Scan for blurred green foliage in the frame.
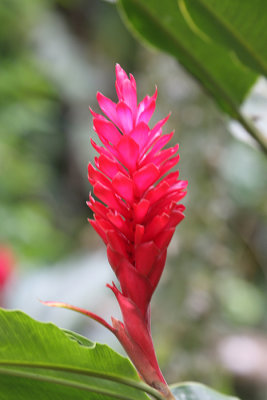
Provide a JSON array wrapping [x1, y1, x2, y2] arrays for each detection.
[[0, 0, 82, 262], [0, 1, 267, 400]]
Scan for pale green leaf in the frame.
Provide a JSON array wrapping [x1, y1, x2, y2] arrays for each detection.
[[171, 382, 240, 400]]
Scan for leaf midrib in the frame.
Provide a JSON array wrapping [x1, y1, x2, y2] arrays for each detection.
[[0, 367, 138, 400], [0, 361, 164, 400]]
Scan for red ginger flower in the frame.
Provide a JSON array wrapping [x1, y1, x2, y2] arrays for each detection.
[[0, 246, 15, 307], [44, 65, 187, 398]]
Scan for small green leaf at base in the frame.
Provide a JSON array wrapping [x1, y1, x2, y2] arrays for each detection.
[[171, 382, 240, 400]]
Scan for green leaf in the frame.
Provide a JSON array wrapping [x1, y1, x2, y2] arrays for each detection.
[[118, 0, 257, 118], [118, 0, 267, 153], [171, 382, 240, 400], [0, 308, 163, 400], [180, 0, 267, 77]]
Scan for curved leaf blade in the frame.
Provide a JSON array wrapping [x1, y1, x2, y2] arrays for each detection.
[[171, 382, 240, 400], [0, 308, 154, 400], [180, 0, 267, 77], [118, 0, 257, 117]]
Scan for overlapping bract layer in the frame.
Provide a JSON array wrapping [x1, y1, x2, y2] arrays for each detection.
[[88, 64, 187, 323]]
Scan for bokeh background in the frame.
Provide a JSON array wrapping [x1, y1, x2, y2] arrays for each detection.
[[1, 1, 267, 399]]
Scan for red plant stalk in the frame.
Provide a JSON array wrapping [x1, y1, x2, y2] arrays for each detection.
[[44, 64, 187, 399]]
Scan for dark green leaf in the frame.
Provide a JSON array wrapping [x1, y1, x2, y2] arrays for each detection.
[[118, 0, 257, 118], [180, 0, 267, 76]]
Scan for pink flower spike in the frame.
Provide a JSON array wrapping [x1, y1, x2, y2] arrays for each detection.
[[44, 65, 186, 399], [0, 247, 14, 290], [88, 66, 186, 396], [0, 246, 15, 307], [87, 65, 187, 395]]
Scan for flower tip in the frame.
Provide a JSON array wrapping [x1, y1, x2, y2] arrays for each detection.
[[96, 91, 103, 101], [115, 63, 122, 75], [106, 281, 115, 290], [89, 107, 97, 118], [115, 63, 128, 82], [153, 85, 158, 99], [129, 73, 137, 90], [39, 299, 65, 308], [106, 281, 119, 296]]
